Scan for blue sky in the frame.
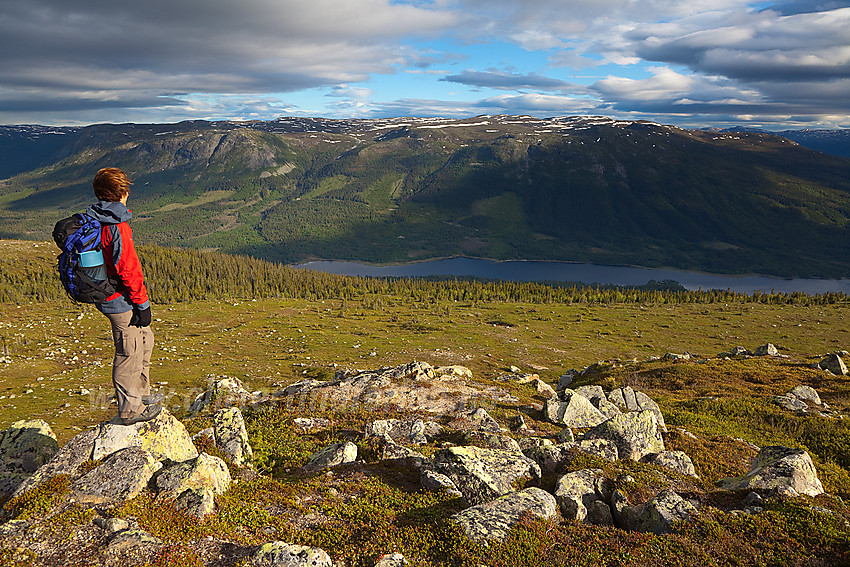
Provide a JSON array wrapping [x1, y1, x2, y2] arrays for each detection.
[[1, 0, 849, 129]]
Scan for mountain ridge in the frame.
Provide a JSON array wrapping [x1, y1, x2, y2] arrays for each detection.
[[2, 115, 850, 277]]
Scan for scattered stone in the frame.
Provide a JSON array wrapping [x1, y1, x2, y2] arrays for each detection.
[[365, 418, 436, 444], [303, 442, 358, 473], [94, 517, 130, 534], [582, 410, 664, 461], [214, 407, 254, 466], [534, 379, 557, 398], [554, 469, 613, 522], [433, 446, 541, 506], [252, 541, 332, 566], [0, 420, 59, 497], [461, 431, 521, 452], [107, 529, 162, 551], [754, 343, 779, 357], [173, 486, 216, 518], [555, 428, 575, 444], [523, 443, 576, 475], [381, 441, 427, 469], [420, 469, 463, 497], [374, 552, 408, 567], [819, 354, 847, 376], [10, 428, 98, 498], [450, 487, 559, 543], [663, 352, 691, 362], [543, 389, 607, 428], [293, 418, 331, 433], [72, 447, 162, 505], [718, 446, 824, 497], [447, 408, 503, 433], [648, 450, 698, 478], [496, 372, 538, 384], [156, 452, 232, 498], [92, 409, 198, 463], [772, 394, 809, 413], [789, 386, 822, 406], [624, 489, 698, 534], [557, 370, 577, 390], [189, 376, 254, 413], [606, 387, 666, 432]]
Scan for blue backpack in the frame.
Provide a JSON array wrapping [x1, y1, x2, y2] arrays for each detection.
[[52, 213, 118, 303]]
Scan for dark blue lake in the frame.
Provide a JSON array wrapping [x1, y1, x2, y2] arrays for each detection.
[[296, 257, 850, 294]]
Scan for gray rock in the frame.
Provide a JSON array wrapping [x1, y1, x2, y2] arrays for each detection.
[[573, 385, 606, 403], [374, 553, 408, 567], [252, 541, 332, 566], [292, 418, 330, 433], [648, 450, 698, 477], [523, 442, 576, 474], [381, 441, 427, 469], [365, 418, 435, 444], [461, 430, 521, 452], [586, 500, 614, 526], [607, 387, 666, 432], [533, 379, 557, 398], [434, 446, 541, 506], [72, 447, 162, 505], [214, 407, 253, 466], [420, 469, 463, 497], [717, 446, 824, 497], [155, 452, 232, 498], [0, 419, 60, 497], [108, 529, 162, 551], [544, 389, 607, 428], [819, 353, 847, 376], [95, 517, 130, 534], [10, 428, 98, 499], [557, 371, 576, 390], [173, 486, 216, 518], [555, 428, 575, 444], [575, 438, 619, 461], [582, 410, 664, 461], [303, 442, 357, 473], [626, 489, 698, 534], [447, 408, 503, 433], [592, 397, 622, 420], [754, 343, 779, 356], [772, 395, 809, 413], [93, 409, 198, 463], [789, 386, 822, 405], [189, 376, 253, 413], [451, 487, 559, 543], [554, 469, 612, 522]]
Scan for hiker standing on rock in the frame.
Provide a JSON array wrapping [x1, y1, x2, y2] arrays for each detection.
[[86, 167, 162, 425]]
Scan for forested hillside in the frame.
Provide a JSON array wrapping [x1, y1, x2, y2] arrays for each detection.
[[2, 116, 850, 277]]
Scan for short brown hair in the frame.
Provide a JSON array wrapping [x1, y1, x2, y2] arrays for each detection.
[[93, 167, 132, 202]]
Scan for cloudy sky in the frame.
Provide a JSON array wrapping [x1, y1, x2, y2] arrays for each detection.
[[1, 0, 849, 129]]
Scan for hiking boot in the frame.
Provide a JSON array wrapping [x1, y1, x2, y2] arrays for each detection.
[[142, 392, 164, 405], [115, 403, 162, 426]]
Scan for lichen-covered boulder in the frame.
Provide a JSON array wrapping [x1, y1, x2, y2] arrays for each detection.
[[461, 430, 521, 452], [819, 353, 848, 376], [72, 447, 162, 505], [156, 452, 231, 498], [92, 409, 198, 463], [789, 385, 822, 405], [189, 376, 253, 413], [754, 343, 779, 356], [523, 443, 576, 474], [451, 487, 559, 543], [433, 446, 541, 506], [447, 408, 503, 433], [173, 486, 216, 518], [214, 407, 253, 466], [0, 420, 59, 497], [420, 469, 463, 497], [544, 389, 607, 428], [374, 552, 407, 567], [772, 394, 810, 413], [717, 446, 824, 497], [9, 428, 98, 499], [648, 450, 698, 478], [303, 442, 357, 473], [582, 410, 664, 461], [576, 438, 619, 461], [365, 418, 436, 444], [554, 469, 613, 522], [252, 541, 333, 566], [606, 387, 667, 432], [624, 489, 698, 534]]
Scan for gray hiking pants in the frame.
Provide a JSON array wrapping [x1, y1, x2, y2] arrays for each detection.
[[104, 310, 154, 418]]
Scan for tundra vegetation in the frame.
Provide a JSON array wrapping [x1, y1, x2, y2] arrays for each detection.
[[0, 240, 849, 566]]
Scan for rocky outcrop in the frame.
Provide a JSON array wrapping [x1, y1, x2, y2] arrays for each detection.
[[544, 389, 607, 428], [648, 450, 698, 478], [189, 376, 255, 413], [251, 541, 333, 566], [365, 418, 439, 444], [0, 420, 59, 497], [772, 385, 836, 417], [606, 387, 667, 433], [214, 407, 253, 466], [718, 446, 824, 497], [446, 408, 503, 433], [433, 446, 541, 505], [451, 487, 559, 542], [754, 343, 779, 356], [582, 410, 664, 461], [156, 452, 232, 499], [9, 428, 98, 498]]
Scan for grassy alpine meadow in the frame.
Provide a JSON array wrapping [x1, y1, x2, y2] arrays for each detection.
[[2, 239, 850, 566]]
